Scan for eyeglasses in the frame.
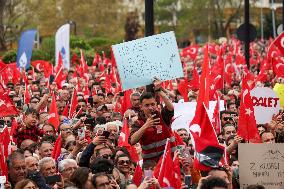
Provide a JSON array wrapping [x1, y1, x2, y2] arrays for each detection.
[[118, 160, 130, 165]]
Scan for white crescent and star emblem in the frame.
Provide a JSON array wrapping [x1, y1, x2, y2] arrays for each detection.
[[245, 108, 252, 116], [36, 63, 43, 71], [280, 37, 284, 48], [270, 51, 277, 58], [225, 64, 231, 73], [276, 63, 284, 69], [0, 99, 5, 106], [214, 75, 221, 82], [190, 124, 201, 137]]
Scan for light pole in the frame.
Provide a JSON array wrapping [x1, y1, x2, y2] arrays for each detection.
[[260, 0, 264, 39], [145, 0, 154, 93], [271, 0, 276, 38]]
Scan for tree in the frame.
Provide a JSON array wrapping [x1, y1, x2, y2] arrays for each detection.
[[0, 0, 39, 51], [155, 0, 243, 42], [60, 0, 126, 40], [124, 11, 140, 41], [154, 0, 180, 32]]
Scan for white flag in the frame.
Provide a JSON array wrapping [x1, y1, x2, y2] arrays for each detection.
[[55, 24, 70, 69]]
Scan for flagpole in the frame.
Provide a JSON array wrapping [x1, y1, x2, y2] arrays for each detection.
[[69, 88, 75, 118], [54, 66, 63, 81], [158, 138, 170, 180], [72, 107, 82, 119]]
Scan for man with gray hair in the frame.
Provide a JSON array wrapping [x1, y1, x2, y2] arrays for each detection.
[[130, 92, 141, 114], [8, 150, 27, 187], [105, 121, 121, 141], [25, 156, 39, 172], [39, 157, 57, 177], [58, 159, 78, 181]]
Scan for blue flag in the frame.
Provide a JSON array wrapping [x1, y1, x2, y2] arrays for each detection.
[[16, 29, 37, 70]]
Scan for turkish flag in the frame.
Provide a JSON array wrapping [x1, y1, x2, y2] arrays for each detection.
[[69, 88, 78, 118], [132, 164, 143, 186], [0, 84, 19, 117], [0, 143, 8, 181], [189, 103, 224, 171], [0, 60, 7, 71], [93, 53, 102, 67], [273, 31, 284, 55], [54, 65, 66, 89], [173, 155, 182, 189], [118, 120, 129, 147], [104, 74, 112, 94], [31, 60, 53, 78], [80, 50, 88, 76], [83, 85, 90, 101], [181, 45, 199, 60], [267, 43, 281, 63], [237, 77, 261, 143], [121, 89, 132, 116], [52, 135, 62, 160], [71, 53, 78, 65], [1, 127, 11, 158], [196, 45, 210, 109], [177, 78, 189, 102], [55, 52, 63, 74], [210, 52, 224, 91], [212, 93, 221, 135], [272, 57, 284, 77], [208, 43, 220, 55], [48, 93, 60, 131], [118, 120, 139, 163], [10, 118, 19, 143], [24, 83, 31, 104], [62, 103, 69, 117], [153, 139, 176, 188], [0, 63, 21, 85], [188, 65, 200, 90]]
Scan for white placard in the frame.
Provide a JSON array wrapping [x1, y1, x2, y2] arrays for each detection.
[[112, 31, 183, 90], [172, 101, 225, 131], [250, 87, 280, 124], [239, 143, 284, 189]]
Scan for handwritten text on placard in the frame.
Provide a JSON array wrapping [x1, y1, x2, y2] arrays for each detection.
[[112, 31, 183, 90], [239, 144, 284, 189]]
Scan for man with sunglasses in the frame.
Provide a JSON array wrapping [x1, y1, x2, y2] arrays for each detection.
[[220, 111, 234, 127], [115, 154, 131, 186]]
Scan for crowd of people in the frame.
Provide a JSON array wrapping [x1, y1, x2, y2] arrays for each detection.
[[0, 37, 283, 189]]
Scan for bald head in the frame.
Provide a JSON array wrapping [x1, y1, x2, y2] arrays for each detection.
[[20, 139, 35, 150]]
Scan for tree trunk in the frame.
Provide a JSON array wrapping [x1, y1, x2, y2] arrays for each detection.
[[0, 0, 7, 51]]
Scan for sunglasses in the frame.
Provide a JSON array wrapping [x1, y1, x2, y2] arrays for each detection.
[[118, 160, 130, 165], [101, 154, 112, 159], [223, 117, 233, 121]]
